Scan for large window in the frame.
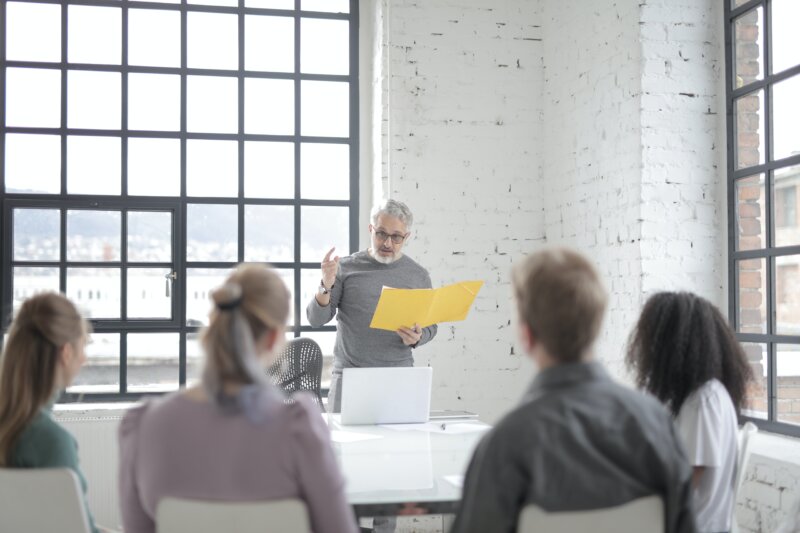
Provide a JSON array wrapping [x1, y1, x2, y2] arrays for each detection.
[[0, 0, 359, 401], [726, 0, 800, 436]]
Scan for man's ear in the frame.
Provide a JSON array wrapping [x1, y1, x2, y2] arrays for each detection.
[[518, 321, 535, 353]]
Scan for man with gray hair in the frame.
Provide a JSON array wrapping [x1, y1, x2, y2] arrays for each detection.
[[307, 198, 438, 413]]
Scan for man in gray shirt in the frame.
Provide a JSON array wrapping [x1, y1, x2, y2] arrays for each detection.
[[306, 199, 438, 413], [451, 248, 696, 533]]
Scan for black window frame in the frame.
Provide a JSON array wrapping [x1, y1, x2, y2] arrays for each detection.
[[726, 0, 800, 437], [0, 0, 359, 403]]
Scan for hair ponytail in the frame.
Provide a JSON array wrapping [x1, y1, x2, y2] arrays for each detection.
[[200, 264, 290, 415]]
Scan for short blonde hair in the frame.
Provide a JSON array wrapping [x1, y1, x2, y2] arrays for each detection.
[[512, 248, 607, 363]]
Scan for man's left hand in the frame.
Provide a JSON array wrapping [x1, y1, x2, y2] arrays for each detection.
[[397, 324, 422, 346]]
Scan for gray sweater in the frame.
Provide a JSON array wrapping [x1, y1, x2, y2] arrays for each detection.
[[306, 250, 438, 373]]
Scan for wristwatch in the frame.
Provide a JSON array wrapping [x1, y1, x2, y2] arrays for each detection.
[[318, 280, 334, 295]]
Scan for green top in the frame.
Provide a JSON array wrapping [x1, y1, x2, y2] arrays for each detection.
[[9, 407, 99, 533]]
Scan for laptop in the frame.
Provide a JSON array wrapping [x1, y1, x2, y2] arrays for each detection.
[[340, 367, 432, 425]]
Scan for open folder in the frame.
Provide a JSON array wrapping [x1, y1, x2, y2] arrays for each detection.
[[369, 280, 484, 331]]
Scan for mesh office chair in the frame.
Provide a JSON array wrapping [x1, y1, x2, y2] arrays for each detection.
[[267, 337, 325, 411]]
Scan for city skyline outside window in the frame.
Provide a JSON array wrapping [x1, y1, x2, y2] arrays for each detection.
[[0, 0, 359, 401]]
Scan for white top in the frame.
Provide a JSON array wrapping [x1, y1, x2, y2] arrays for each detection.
[[675, 379, 738, 533]]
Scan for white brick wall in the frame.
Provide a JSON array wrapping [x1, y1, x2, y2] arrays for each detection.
[[540, 0, 644, 378], [378, 0, 545, 424]]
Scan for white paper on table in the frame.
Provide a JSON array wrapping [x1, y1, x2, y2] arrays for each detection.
[[378, 421, 491, 434], [444, 475, 464, 488], [329, 430, 384, 443]]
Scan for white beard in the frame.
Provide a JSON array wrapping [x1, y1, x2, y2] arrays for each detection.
[[369, 248, 402, 264]]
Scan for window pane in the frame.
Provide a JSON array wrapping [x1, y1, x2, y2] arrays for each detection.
[[67, 136, 121, 195], [67, 268, 121, 319], [776, 256, 800, 335], [735, 174, 765, 251], [734, 89, 764, 170], [742, 343, 768, 420], [5, 68, 61, 128], [302, 0, 349, 13], [300, 206, 348, 262], [737, 258, 766, 334], [244, 141, 294, 199], [188, 12, 238, 70], [187, 76, 238, 133], [772, 74, 800, 162], [187, 204, 238, 262], [189, 0, 237, 7], [777, 344, 800, 426], [67, 210, 121, 262], [129, 9, 181, 68], [128, 211, 173, 263], [128, 333, 179, 392], [301, 143, 349, 200], [300, 268, 325, 326], [67, 5, 121, 65], [6, 2, 61, 63], [186, 268, 231, 325], [13, 267, 60, 314], [128, 138, 180, 197], [245, 16, 294, 73], [301, 81, 349, 138], [246, 0, 293, 8], [244, 205, 294, 262], [244, 78, 294, 135], [186, 333, 203, 386], [127, 268, 172, 319], [68, 71, 121, 130], [732, 7, 762, 89], [128, 73, 181, 132], [5, 134, 61, 194], [187, 140, 238, 197], [13, 208, 60, 261], [775, 166, 800, 248], [67, 333, 120, 394], [772, 0, 800, 75], [301, 18, 349, 75]]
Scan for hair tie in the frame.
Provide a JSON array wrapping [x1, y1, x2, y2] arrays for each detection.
[[216, 297, 242, 311]]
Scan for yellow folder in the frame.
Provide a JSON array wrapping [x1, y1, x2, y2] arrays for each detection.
[[369, 280, 484, 331]]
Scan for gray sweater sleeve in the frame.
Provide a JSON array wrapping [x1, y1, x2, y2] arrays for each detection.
[[415, 270, 437, 347], [306, 271, 343, 327]]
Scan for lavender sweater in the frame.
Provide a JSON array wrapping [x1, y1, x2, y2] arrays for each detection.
[[118, 390, 357, 533]]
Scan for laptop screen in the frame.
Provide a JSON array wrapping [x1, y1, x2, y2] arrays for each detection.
[[340, 367, 432, 425]]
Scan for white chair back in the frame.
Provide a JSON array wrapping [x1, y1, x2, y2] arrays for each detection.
[[517, 495, 664, 533], [156, 497, 312, 533], [0, 467, 91, 533], [732, 421, 759, 533]]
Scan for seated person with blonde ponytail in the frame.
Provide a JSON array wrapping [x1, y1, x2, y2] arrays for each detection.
[[0, 292, 100, 533], [118, 264, 358, 533]]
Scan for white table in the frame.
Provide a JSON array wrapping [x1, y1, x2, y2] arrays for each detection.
[[327, 415, 490, 518]]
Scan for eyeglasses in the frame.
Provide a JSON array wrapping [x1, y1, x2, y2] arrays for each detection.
[[374, 230, 408, 244]]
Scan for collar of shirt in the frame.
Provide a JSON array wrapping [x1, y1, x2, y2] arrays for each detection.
[[523, 360, 609, 402]]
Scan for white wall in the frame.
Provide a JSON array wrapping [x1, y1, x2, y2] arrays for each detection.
[[379, 0, 545, 423], [541, 0, 644, 379]]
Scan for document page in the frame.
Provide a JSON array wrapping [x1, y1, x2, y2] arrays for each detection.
[[369, 280, 483, 331]]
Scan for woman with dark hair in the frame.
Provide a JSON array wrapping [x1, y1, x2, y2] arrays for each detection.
[[627, 291, 753, 533]]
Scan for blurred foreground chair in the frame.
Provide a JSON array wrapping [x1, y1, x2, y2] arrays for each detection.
[[0, 467, 91, 533], [156, 497, 311, 533], [516, 495, 664, 533], [732, 421, 759, 533], [267, 337, 324, 411]]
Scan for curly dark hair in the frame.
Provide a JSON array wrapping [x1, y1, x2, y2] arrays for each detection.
[[626, 291, 753, 417]]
